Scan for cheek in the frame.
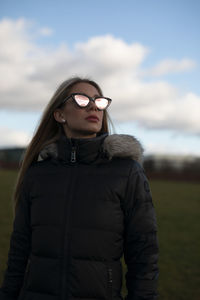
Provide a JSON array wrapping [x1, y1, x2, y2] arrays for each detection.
[[101, 112, 105, 125], [63, 106, 81, 122], [99, 112, 104, 122]]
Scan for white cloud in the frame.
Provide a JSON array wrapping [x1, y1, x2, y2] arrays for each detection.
[[38, 27, 53, 36], [145, 139, 200, 157], [0, 127, 30, 148], [142, 58, 196, 76], [0, 18, 200, 136], [75, 35, 148, 70]]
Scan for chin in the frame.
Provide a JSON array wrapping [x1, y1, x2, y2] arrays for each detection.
[[85, 125, 101, 134], [80, 127, 101, 137]]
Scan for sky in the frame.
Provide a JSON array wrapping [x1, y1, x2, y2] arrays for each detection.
[[0, 0, 200, 157]]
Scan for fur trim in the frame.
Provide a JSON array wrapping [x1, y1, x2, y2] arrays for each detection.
[[38, 134, 144, 164], [38, 143, 57, 161], [103, 134, 144, 164]]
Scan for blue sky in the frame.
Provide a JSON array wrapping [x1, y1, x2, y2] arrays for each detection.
[[0, 0, 200, 156]]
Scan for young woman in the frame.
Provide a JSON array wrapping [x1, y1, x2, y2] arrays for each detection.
[[0, 77, 159, 300]]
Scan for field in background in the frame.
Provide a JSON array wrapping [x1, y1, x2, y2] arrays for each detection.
[[0, 170, 200, 300]]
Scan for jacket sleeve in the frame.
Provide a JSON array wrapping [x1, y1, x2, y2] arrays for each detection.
[[123, 163, 159, 300], [0, 176, 31, 300]]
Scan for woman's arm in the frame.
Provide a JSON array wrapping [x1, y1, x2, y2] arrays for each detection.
[[0, 178, 31, 300], [123, 163, 159, 300]]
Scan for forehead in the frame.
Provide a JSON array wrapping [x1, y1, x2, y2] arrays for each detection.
[[70, 82, 100, 96]]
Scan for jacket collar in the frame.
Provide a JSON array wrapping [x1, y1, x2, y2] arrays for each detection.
[[57, 133, 108, 164], [38, 133, 144, 164]]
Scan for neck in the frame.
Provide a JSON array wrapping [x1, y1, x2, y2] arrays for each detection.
[[63, 129, 97, 139]]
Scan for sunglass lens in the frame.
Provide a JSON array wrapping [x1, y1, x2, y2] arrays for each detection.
[[74, 94, 89, 107], [95, 98, 109, 110]]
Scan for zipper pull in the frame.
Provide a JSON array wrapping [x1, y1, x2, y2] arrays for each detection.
[[108, 267, 113, 284], [71, 146, 76, 163]]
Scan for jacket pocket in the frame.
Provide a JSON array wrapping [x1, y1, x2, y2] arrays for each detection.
[[107, 264, 113, 300]]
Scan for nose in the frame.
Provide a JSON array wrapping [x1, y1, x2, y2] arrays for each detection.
[[87, 99, 98, 111]]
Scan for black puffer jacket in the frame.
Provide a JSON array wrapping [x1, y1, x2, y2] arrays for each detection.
[[0, 134, 159, 300]]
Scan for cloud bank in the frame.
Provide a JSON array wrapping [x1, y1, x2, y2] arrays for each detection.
[[0, 18, 199, 135], [0, 127, 30, 147]]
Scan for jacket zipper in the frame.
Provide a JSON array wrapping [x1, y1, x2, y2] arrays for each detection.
[[108, 265, 113, 299], [71, 146, 76, 163], [61, 140, 77, 299], [61, 152, 77, 300]]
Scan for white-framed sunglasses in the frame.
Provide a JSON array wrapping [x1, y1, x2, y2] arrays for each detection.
[[60, 93, 112, 111]]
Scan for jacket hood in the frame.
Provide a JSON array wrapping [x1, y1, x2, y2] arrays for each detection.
[[38, 134, 144, 164]]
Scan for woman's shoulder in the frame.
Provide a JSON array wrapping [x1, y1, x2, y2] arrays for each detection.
[[25, 158, 54, 178]]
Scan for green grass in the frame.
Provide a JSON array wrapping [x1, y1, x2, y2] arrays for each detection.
[[0, 170, 17, 282], [151, 180, 200, 300], [0, 170, 200, 299]]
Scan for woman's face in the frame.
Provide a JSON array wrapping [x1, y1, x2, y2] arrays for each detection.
[[55, 82, 104, 139]]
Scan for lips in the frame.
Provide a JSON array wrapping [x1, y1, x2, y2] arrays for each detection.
[[85, 115, 99, 122]]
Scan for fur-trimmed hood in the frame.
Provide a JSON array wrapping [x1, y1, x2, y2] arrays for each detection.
[[38, 134, 144, 164]]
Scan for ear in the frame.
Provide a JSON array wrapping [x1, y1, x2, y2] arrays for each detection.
[[54, 109, 66, 123]]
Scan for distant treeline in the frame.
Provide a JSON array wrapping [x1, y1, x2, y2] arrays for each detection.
[[0, 148, 200, 182], [144, 155, 200, 182], [0, 148, 25, 169]]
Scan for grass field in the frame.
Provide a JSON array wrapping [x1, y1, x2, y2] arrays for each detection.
[[0, 169, 200, 300]]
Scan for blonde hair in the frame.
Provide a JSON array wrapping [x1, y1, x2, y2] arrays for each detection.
[[14, 77, 111, 211]]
